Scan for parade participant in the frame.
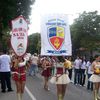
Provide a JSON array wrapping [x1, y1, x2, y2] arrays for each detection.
[[89, 55, 100, 100], [41, 56, 52, 91], [11, 56, 29, 100], [50, 56, 70, 100], [28, 53, 38, 76]]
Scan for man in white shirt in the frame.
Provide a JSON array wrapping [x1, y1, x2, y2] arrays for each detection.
[[74, 56, 82, 85], [0, 50, 13, 93]]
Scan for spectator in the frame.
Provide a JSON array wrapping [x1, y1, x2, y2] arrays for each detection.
[[73, 56, 82, 85], [0, 50, 13, 93], [86, 58, 93, 91], [80, 56, 87, 86]]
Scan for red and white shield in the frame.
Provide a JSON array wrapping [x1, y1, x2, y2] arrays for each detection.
[[48, 26, 65, 50], [11, 16, 28, 57]]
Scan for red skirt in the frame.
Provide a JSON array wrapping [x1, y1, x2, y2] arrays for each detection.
[[42, 68, 51, 77], [56, 68, 63, 74], [12, 66, 26, 81]]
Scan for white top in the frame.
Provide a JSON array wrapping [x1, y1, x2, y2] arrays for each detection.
[[31, 55, 38, 65], [18, 59, 27, 67], [0, 54, 11, 72], [86, 61, 93, 74], [74, 59, 82, 69], [81, 61, 87, 69], [56, 62, 64, 68]]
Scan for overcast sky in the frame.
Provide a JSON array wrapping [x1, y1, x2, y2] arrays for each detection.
[[28, 0, 100, 35]]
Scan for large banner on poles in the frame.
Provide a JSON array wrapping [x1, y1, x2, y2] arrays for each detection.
[[11, 16, 28, 57], [40, 14, 72, 56]]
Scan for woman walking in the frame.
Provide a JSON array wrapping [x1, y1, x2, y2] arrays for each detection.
[[89, 55, 100, 100], [11, 55, 29, 100], [41, 56, 52, 91], [50, 56, 70, 100]]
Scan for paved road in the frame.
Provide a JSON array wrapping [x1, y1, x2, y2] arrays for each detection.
[[0, 73, 93, 100]]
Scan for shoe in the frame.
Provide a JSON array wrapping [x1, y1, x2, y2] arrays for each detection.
[[47, 87, 50, 91], [1, 90, 6, 93], [7, 89, 13, 92], [74, 83, 77, 85], [44, 86, 50, 91]]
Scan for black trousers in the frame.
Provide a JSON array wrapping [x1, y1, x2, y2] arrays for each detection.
[[68, 69, 72, 80], [0, 72, 12, 91]]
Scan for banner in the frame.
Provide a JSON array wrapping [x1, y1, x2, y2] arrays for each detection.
[[40, 14, 72, 56], [11, 16, 28, 57]]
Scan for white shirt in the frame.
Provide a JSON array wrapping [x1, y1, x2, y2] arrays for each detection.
[[74, 59, 82, 69], [81, 61, 87, 69], [0, 54, 11, 72], [86, 61, 93, 74], [31, 55, 38, 65]]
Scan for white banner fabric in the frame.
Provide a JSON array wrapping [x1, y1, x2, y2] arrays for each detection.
[[40, 14, 72, 56]]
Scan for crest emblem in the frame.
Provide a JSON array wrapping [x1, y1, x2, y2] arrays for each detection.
[[11, 16, 28, 57], [48, 26, 64, 50]]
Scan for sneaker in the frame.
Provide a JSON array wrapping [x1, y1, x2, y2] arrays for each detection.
[[46, 87, 50, 91], [74, 83, 78, 85], [44, 86, 50, 91]]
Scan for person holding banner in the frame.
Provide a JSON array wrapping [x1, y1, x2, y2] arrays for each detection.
[[50, 56, 70, 100], [40, 14, 72, 99], [11, 15, 28, 100], [11, 56, 28, 100]]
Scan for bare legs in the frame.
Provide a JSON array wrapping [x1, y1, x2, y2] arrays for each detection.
[[44, 77, 50, 91], [56, 84, 67, 100], [93, 82, 100, 100], [15, 81, 25, 100]]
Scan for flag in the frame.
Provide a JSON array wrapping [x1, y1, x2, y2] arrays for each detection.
[[40, 14, 72, 56]]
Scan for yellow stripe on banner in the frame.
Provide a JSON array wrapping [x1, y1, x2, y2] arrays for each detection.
[[57, 27, 64, 38]]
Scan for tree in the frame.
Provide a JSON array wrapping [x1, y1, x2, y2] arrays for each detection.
[[0, 0, 35, 50], [71, 11, 100, 55], [28, 33, 41, 54]]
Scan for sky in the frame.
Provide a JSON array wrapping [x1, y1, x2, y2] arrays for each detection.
[[28, 0, 100, 35]]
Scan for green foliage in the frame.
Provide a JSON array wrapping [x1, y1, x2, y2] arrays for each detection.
[[0, 0, 35, 50], [28, 33, 41, 54], [71, 11, 100, 53]]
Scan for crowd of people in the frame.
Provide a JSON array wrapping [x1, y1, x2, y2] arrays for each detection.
[[0, 50, 100, 100]]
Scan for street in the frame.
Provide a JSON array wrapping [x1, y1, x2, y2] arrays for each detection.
[[0, 73, 93, 100]]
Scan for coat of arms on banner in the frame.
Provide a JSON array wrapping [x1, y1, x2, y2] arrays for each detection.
[[48, 26, 65, 50]]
